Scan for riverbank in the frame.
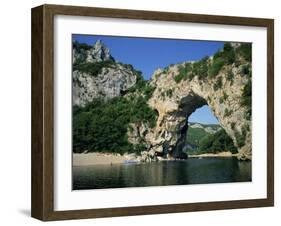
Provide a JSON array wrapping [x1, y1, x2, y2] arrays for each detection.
[[73, 153, 128, 166], [73, 151, 239, 166], [188, 151, 238, 158]]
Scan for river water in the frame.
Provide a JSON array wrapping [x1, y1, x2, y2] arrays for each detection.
[[72, 157, 251, 190]]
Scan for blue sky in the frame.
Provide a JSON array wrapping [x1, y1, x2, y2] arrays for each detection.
[[189, 106, 219, 124], [73, 34, 222, 124], [73, 34, 224, 80]]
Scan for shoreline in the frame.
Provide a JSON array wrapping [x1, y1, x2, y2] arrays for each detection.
[[188, 151, 238, 158], [73, 151, 238, 166], [73, 152, 134, 166]]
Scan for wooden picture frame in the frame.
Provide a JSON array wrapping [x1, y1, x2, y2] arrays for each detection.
[[31, 4, 274, 221]]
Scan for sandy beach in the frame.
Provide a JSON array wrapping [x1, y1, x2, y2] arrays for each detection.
[[73, 153, 127, 166], [73, 151, 238, 166], [188, 151, 238, 158]]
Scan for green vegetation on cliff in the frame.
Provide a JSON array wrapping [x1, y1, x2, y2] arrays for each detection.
[[192, 56, 209, 79], [73, 60, 114, 76], [127, 70, 156, 100], [72, 41, 158, 154], [236, 43, 252, 61], [73, 40, 92, 51], [173, 42, 252, 83], [241, 71, 252, 119], [174, 62, 192, 83], [73, 89, 158, 154], [72, 40, 251, 157], [234, 125, 249, 148]]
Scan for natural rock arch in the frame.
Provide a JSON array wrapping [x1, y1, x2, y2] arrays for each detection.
[[143, 62, 252, 161], [72, 40, 252, 160]]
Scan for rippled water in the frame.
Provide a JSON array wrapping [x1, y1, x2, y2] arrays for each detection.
[[72, 157, 251, 190]]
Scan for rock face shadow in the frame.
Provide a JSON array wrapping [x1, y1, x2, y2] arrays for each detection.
[[72, 39, 252, 161]]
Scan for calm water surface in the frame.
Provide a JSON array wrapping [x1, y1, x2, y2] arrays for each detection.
[[73, 157, 251, 190]]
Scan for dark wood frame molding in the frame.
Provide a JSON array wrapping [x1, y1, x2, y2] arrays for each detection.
[[31, 4, 274, 221]]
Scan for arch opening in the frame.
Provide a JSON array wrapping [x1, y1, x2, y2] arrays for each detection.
[[184, 105, 220, 155], [171, 102, 238, 159]]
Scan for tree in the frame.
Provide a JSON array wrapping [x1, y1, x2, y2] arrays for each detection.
[[198, 129, 238, 154], [73, 96, 158, 154]]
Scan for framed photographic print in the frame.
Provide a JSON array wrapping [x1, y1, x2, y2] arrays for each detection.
[[31, 4, 274, 221]]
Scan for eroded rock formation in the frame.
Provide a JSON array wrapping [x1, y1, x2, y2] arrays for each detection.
[[73, 39, 114, 64], [136, 56, 252, 160], [72, 40, 138, 106], [73, 40, 252, 160]]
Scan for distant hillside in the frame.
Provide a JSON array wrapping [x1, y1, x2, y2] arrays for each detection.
[[186, 122, 221, 147], [185, 122, 237, 154], [73, 39, 250, 160]]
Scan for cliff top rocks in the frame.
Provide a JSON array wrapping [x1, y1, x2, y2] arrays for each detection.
[[73, 40, 252, 160]]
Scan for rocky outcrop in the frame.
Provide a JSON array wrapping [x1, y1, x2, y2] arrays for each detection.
[[73, 40, 252, 161], [73, 40, 114, 64], [73, 40, 138, 106], [73, 64, 137, 106], [143, 54, 251, 160]]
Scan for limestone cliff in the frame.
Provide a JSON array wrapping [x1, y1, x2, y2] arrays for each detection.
[[132, 43, 252, 160], [72, 40, 138, 106], [73, 39, 114, 64], [73, 40, 252, 160]]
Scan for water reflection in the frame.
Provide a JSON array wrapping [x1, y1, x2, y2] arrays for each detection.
[[73, 157, 252, 190]]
